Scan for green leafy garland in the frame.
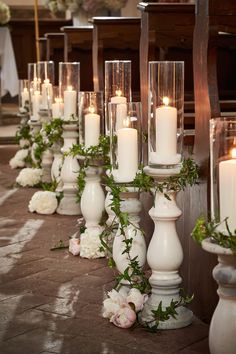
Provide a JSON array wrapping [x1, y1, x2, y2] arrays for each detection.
[[69, 135, 110, 202], [31, 118, 64, 168], [15, 123, 32, 145], [191, 216, 236, 253]]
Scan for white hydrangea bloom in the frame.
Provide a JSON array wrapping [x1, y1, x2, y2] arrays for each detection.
[[80, 229, 105, 259], [126, 288, 148, 312], [69, 237, 80, 256], [9, 149, 29, 169], [16, 168, 42, 187], [28, 191, 58, 214], [19, 139, 30, 148]]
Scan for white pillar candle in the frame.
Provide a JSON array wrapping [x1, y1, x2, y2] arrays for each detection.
[[21, 88, 29, 108], [63, 86, 77, 120], [41, 79, 53, 110], [32, 90, 42, 121], [111, 92, 127, 131], [219, 153, 236, 231], [117, 127, 138, 182], [52, 98, 64, 118], [150, 97, 180, 165], [84, 109, 100, 148]]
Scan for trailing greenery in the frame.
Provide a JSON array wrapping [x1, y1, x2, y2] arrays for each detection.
[[191, 216, 236, 253], [141, 291, 194, 332], [15, 123, 32, 145], [69, 135, 110, 202]]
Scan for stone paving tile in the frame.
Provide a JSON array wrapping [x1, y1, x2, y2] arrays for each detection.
[[0, 328, 76, 354], [175, 338, 210, 354]]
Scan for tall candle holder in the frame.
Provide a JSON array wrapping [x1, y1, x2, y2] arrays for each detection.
[[18, 80, 30, 125], [108, 101, 146, 291], [104, 60, 131, 134], [108, 102, 141, 183], [200, 117, 236, 354], [59, 62, 80, 121], [57, 123, 81, 216], [141, 61, 192, 329], [77, 91, 105, 258], [37, 61, 54, 122], [51, 86, 63, 119]]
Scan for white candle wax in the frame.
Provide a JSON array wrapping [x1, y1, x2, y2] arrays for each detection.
[[32, 91, 42, 121], [21, 88, 29, 108], [150, 101, 181, 165], [84, 112, 100, 148], [110, 95, 127, 131], [52, 98, 64, 118], [63, 86, 77, 120], [41, 79, 53, 109], [219, 159, 236, 231], [116, 127, 138, 182]]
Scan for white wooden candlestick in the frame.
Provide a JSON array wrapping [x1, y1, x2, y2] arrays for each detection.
[[51, 142, 63, 192], [57, 124, 81, 215], [29, 120, 42, 165], [113, 188, 146, 294], [79, 165, 106, 259], [140, 167, 193, 329], [104, 187, 117, 252], [202, 239, 236, 354], [41, 149, 53, 183]]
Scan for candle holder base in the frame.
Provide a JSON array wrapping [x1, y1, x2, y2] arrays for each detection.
[[57, 187, 81, 216], [140, 271, 193, 329]]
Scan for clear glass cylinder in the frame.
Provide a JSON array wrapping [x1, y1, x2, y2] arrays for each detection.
[[51, 86, 64, 119], [78, 92, 104, 148], [59, 62, 80, 121], [108, 102, 142, 183], [37, 61, 55, 84], [210, 117, 236, 232], [105, 60, 132, 134], [19, 80, 29, 110], [37, 61, 54, 110], [148, 61, 184, 170], [28, 63, 41, 121]]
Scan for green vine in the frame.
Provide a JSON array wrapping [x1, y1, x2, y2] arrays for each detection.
[[69, 135, 110, 202], [15, 123, 32, 145], [191, 216, 236, 253]]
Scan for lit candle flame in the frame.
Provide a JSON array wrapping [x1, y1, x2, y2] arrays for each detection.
[[67, 85, 73, 91], [89, 106, 95, 114], [231, 148, 236, 158], [115, 89, 122, 97], [123, 117, 130, 128], [55, 97, 63, 103], [163, 96, 169, 106]]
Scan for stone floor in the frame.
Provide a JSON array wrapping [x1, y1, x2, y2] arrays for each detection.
[[0, 145, 210, 354]]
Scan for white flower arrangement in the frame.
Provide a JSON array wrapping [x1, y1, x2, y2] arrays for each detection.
[[19, 139, 30, 149], [9, 149, 29, 169], [28, 191, 58, 214], [16, 168, 42, 187], [0, 1, 10, 25], [80, 228, 105, 259], [102, 288, 148, 329]]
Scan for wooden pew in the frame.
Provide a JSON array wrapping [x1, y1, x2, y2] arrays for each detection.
[[62, 26, 93, 91], [44, 32, 65, 84], [9, 19, 71, 79], [91, 17, 141, 99], [138, 2, 195, 131]]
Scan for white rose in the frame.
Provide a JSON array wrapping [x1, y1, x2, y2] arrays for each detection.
[[19, 139, 30, 148], [102, 289, 126, 319], [110, 305, 137, 329], [9, 149, 29, 169], [69, 238, 80, 256], [80, 229, 105, 259], [16, 168, 42, 187], [28, 191, 58, 214], [126, 288, 148, 312]]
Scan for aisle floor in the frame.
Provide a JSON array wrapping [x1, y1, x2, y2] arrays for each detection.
[[0, 145, 210, 354]]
